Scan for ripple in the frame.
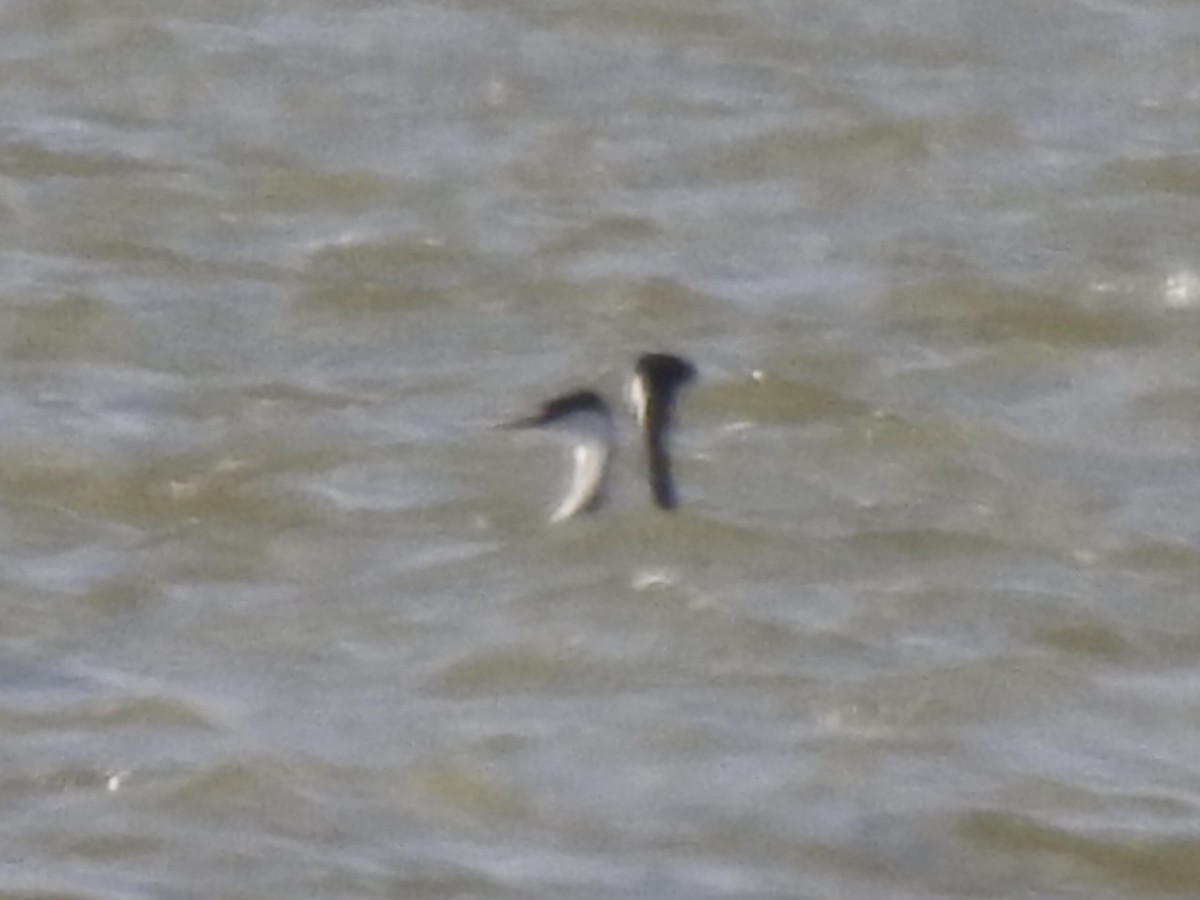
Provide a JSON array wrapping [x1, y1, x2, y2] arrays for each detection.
[[159, 762, 311, 821], [427, 645, 636, 698], [883, 276, 1162, 348], [959, 809, 1200, 895], [702, 369, 869, 426], [2, 294, 145, 363], [404, 758, 535, 825], [1, 686, 219, 734]]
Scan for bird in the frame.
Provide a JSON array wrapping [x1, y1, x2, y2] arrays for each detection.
[[500, 389, 617, 522], [628, 352, 697, 511], [503, 353, 696, 522]]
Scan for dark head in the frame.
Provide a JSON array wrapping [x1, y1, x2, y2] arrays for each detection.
[[502, 390, 611, 431], [631, 354, 697, 427], [629, 353, 696, 510]]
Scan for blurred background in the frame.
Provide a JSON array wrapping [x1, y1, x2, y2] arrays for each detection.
[[3, 1, 1200, 896]]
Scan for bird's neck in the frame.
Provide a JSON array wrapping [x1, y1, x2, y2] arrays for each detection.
[[551, 437, 613, 522]]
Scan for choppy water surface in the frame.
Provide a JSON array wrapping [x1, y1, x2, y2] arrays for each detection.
[[5, 1, 1200, 896]]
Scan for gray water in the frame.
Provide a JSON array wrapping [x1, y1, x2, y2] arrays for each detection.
[[5, 1, 1200, 897]]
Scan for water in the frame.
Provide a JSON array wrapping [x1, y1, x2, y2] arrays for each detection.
[[4, 0, 1200, 896]]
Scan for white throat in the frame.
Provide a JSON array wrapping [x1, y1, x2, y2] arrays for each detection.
[[628, 374, 649, 430]]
